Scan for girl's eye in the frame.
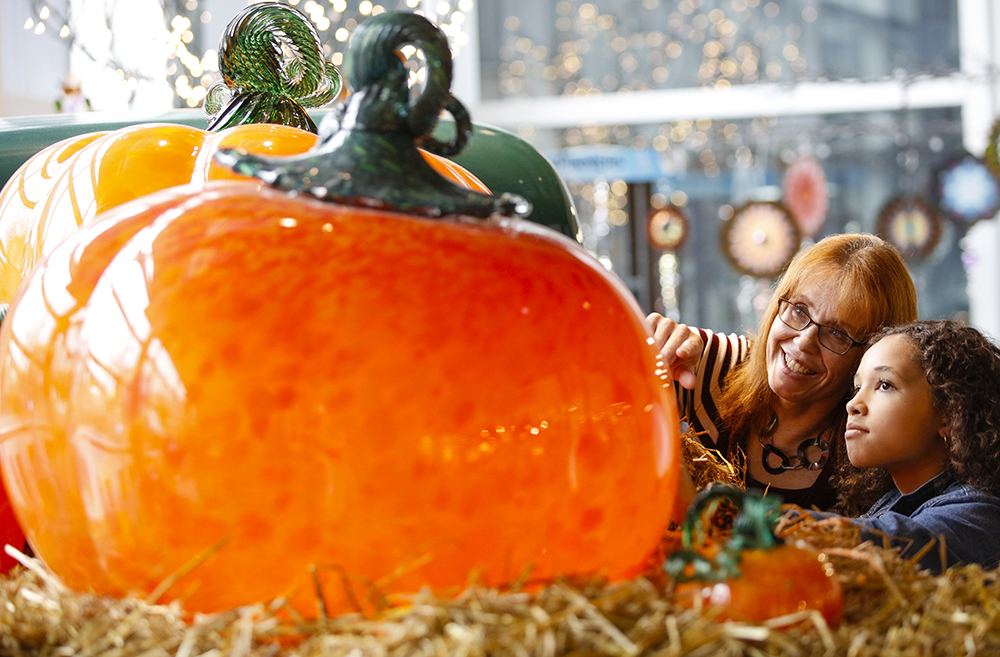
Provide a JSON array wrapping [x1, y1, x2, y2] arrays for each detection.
[[876, 379, 894, 391]]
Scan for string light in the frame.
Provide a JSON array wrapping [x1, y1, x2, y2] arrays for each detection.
[[504, 0, 809, 110], [26, 0, 477, 110]]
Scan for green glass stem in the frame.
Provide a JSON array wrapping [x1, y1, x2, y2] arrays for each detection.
[[215, 12, 530, 220], [205, 2, 342, 133]]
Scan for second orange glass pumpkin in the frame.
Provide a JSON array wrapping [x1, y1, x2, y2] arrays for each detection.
[[0, 122, 480, 304], [0, 181, 680, 616]]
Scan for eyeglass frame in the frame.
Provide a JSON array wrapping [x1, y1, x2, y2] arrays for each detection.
[[776, 298, 866, 355]]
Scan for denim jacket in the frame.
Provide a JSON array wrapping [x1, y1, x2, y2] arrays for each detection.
[[853, 472, 1000, 574]]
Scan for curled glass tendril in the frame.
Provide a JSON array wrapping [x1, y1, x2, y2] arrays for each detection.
[[215, 12, 530, 220], [204, 2, 343, 133]]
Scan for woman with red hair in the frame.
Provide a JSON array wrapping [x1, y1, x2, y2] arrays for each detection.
[[651, 233, 917, 510]]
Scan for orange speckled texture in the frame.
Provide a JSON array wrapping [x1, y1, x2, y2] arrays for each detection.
[[0, 182, 679, 616]]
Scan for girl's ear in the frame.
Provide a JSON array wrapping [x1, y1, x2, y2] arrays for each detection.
[[938, 421, 950, 444]]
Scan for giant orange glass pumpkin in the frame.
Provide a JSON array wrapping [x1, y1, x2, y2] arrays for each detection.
[[0, 11, 681, 615], [0, 180, 680, 615]]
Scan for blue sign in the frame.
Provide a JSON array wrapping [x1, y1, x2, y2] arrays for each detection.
[[547, 146, 665, 182]]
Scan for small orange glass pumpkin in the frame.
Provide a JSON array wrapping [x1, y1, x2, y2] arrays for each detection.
[[667, 486, 843, 626], [676, 544, 843, 625]]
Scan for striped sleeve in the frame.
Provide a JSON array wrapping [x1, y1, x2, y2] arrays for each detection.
[[677, 328, 750, 451]]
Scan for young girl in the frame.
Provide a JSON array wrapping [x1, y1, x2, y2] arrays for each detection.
[[834, 319, 1000, 574]]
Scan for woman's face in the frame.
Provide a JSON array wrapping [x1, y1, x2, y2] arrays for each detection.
[[765, 278, 864, 409], [844, 334, 947, 493]]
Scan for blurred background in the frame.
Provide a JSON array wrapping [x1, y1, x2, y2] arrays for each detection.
[[2, 0, 999, 340]]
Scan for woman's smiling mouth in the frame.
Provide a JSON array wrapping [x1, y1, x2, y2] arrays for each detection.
[[783, 350, 817, 375]]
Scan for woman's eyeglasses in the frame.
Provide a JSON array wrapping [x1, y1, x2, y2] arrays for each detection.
[[777, 298, 865, 355]]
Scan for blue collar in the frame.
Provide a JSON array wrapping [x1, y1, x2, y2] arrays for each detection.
[[864, 471, 956, 517]]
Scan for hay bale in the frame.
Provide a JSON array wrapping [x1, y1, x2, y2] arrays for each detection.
[[3, 514, 1000, 657], [4, 426, 1000, 655]]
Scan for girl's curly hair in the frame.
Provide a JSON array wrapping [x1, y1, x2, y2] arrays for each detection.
[[834, 319, 1000, 514]]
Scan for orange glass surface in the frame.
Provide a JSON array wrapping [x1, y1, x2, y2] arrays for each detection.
[[675, 545, 844, 625], [0, 122, 478, 306], [0, 181, 680, 616]]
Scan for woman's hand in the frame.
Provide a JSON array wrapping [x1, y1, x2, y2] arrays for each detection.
[[646, 313, 704, 390]]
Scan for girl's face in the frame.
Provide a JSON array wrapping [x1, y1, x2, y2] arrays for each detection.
[[845, 334, 949, 494], [765, 279, 863, 409]]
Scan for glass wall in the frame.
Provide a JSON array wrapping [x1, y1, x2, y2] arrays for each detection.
[[479, 0, 970, 335], [480, 0, 959, 100], [559, 107, 966, 333]]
